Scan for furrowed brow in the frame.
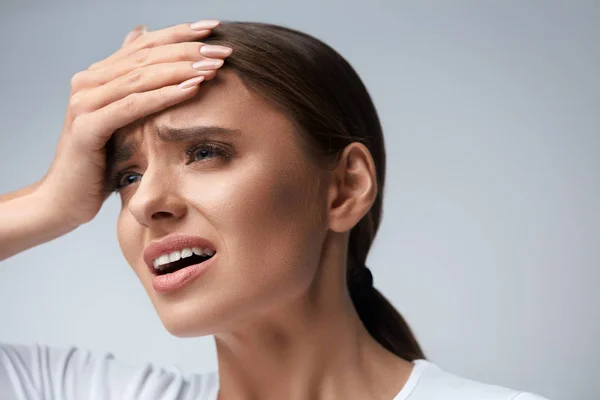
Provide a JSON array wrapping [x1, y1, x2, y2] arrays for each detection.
[[153, 125, 242, 142], [112, 125, 241, 163], [104, 125, 241, 187]]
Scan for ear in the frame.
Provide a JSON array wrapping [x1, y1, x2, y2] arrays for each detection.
[[327, 142, 377, 233]]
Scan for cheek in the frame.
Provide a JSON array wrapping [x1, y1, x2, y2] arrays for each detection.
[[195, 159, 327, 302], [216, 161, 322, 245], [116, 210, 144, 276]]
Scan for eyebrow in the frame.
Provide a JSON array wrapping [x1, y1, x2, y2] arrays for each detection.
[[154, 125, 242, 143], [109, 125, 242, 165]]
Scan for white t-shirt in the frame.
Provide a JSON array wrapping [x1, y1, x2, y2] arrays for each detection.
[[0, 343, 549, 399]]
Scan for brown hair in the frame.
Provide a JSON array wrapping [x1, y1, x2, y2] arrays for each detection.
[[200, 21, 425, 361]]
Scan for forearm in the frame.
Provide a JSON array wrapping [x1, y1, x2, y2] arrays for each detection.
[[0, 180, 43, 203], [0, 192, 77, 261]]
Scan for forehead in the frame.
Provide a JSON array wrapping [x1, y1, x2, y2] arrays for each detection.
[[113, 69, 297, 144]]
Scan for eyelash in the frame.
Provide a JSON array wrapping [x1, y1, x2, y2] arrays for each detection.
[[110, 142, 232, 192]]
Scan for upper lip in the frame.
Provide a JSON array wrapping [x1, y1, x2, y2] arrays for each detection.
[[143, 234, 217, 273]]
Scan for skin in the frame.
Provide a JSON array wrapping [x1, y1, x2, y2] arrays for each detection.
[[0, 21, 414, 400], [0, 21, 230, 259], [113, 69, 414, 399]]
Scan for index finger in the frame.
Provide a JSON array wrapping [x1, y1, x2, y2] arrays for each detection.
[[89, 20, 220, 71]]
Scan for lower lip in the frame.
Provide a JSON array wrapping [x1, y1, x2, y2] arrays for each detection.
[[152, 255, 216, 293]]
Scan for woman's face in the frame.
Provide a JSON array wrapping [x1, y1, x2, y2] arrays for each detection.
[[113, 70, 329, 336]]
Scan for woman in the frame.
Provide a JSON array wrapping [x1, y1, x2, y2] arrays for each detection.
[[0, 20, 547, 400]]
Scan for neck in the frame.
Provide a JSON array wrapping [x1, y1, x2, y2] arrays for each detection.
[[213, 237, 414, 400]]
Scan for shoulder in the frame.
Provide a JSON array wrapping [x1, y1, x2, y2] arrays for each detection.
[[0, 342, 219, 400], [400, 359, 550, 400], [512, 394, 549, 400]]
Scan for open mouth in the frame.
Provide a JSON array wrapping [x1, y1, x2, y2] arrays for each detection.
[[152, 248, 216, 276]]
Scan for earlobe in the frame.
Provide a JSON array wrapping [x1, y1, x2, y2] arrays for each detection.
[[327, 143, 377, 233]]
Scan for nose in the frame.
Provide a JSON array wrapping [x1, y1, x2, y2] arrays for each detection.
[[126, 166, 187, 227]]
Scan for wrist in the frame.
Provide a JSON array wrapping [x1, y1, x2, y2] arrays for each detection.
[[0, 192, 78, 261], [26, 189, 80, 237]]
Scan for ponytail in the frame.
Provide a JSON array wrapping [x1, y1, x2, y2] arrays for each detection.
[[347, 209, 425, 361], [201, 23, 425, 359]]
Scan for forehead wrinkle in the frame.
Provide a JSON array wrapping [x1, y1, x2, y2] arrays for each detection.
[[152, 125, 243, 143], [109, 124, 243, 165]]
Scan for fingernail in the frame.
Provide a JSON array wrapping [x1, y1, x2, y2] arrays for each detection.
[[179, 75, 205, 89], [200, 45, 233, 57], [190, 20, 220, 30], [124, 25, 146, 42], [192, 59, 224, 70], [133, 24, 147, 33]]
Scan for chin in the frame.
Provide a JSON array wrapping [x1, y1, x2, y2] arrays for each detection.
[[155, 304, 220, 338]]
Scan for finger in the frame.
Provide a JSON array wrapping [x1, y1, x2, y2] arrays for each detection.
[[89, 20, 220, 71], [121, 24, 147, 48], [73, 78, 206, 150], [72, 42, 231, 91], [71, 60, 223, 114]]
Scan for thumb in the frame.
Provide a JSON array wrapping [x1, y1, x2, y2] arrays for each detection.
[[121, 24, 147, 48]]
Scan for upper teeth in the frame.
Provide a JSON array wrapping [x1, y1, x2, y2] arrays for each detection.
[[152, 247, 215, 269]]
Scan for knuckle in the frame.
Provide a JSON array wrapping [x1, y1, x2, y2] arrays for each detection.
[[70, 71, 87, 91], [162, 25, 188, 44], [68, 92, 86, 114], [185, 42, 202, 58], [133, 47, 152, 66], [121, 93, 141, 114], [124, 70, 143, 85], [158, 86, 172, 101], [154, 86, 172, 107], [176, 23, 192, 37]]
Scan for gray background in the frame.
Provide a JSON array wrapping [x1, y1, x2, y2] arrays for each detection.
[[0, 1, 598, 399]]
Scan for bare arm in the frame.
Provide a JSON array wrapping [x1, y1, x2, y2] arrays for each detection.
[[0, 190, 76, 261], [0, 181, 42, 203], [0, 20, 228, 262]]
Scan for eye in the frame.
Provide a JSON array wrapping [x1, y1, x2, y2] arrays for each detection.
[[185, 142, 232, 165], [116, 172, 142, 190], [109, 142, 232, 193], [193, 147, 217, 161]]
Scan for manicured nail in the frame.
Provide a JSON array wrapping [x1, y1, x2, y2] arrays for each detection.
[[124, 24, 147, 42], [133, 24, 147, 33], [179, 75, 205, 89], [200, 45, 233, 57], [192, 59, 224, 70], [190, 20, 220, 30]]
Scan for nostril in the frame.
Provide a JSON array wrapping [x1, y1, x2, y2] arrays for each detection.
[[151, 211, 174, 220]]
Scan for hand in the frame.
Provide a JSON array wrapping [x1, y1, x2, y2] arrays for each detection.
[[35, 20, 231, 229]]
